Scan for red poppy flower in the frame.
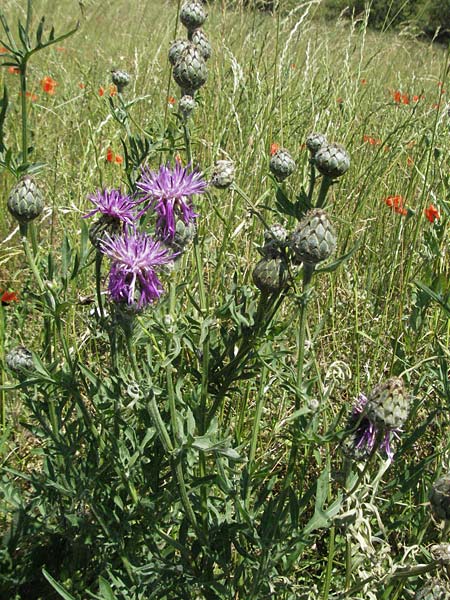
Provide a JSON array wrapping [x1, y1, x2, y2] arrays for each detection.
[[79, 82, 85, 89], [360, 78, 367, 85], [392, 90, 402, 103], [98, 86, 105, 97], [41, 76, 57, 95], [424, 204, 440, 223], [106, 147, 114, 162], [384, 195, 407, 216], [270, 143, 280, 156], [406, 156, 414, 167], [363, 135, 381, 146], [1, 290, 19, 305]]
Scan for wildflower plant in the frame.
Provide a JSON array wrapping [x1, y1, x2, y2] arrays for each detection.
[[2, 3, 450, 600]]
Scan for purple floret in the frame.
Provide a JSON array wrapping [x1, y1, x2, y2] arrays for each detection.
[[100, 231, 173, 310], [136, 162, 207, 239], [347, 393, 400, 461], [84, 188, 136, 225]]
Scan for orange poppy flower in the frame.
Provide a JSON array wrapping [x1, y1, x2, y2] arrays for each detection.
[[41, 76, 57, 95], [406, 156, 414, 167], [109, 84, 117, 97], [384, 195, 407, 216], [79, 82, 85, 89], [175, 153, 183, 164], [0, 46, 8, 54], [363, 135, 381, 146], [360, 78, 367, 85], [167, 96, 176, 106], [424, 204, 440, 223], [8, 66, 20, 74], [114, 154, 123, 164], [270, 143, 280, 156], [1, 290, 19, 305], [98, 86, 105, 96], [25, 91, 38, 101], [106, 147, 114, 162]]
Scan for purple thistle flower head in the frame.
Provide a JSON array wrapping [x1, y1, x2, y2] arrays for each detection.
[[84, 188, 136, 225], [100, 231, 173, 310], [136, 162, 207, 239], [344, 393, 400, 462]]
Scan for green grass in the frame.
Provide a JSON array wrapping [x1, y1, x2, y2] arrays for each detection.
[[0, 1, 449, 599]]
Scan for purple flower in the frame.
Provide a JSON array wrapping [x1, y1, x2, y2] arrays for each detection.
[[136, 162, 207, 239], [345, 394, 401, 461], [84, 188, 136, 225], [100, 231, 173, 310]]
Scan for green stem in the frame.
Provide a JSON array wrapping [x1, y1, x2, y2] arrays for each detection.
[[248, 360, 268, 480], [322, 526, 335, 600], [307, 159, 316, 204], [316, 176, 333, 209], [20, 60, 28, 167], [183, 122, 193, 165], [95, 251, 105, 319], [285, 264, 314, 480], [148, 392, 201, 537], [0, 305, 5, 431]]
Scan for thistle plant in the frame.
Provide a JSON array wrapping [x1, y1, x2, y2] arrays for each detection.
[[3, 4, 445, 600]]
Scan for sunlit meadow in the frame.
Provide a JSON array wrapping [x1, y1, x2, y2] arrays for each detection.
[[0, 1, 449, 599]]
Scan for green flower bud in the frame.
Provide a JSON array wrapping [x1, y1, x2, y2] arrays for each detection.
[[269, 148, 296, 182], [314, 143, 350, 178], [252, 257, 288, 294], [7, 176, 44, 224], [290, 209, 336, 266]]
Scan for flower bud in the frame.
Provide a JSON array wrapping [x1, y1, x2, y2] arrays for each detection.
[[7, 176, 44, 224], [269, 148, 296, 182], [252, 257, 288, 294], [111, 69, 130, 93], [211, 160, 235, 189], [290, 209, 336, 266], [314, 143, 350, 178]]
